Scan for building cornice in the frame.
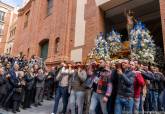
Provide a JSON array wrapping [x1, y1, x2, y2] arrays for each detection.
[[0, 1, 14, 11], [0, 1, 14, 8], [18, 0, 34, 16]]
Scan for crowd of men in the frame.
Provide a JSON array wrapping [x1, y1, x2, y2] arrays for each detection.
[[51, 59, 165, 114], [0, 55, 56, 113], [0, 54, 165, 114]]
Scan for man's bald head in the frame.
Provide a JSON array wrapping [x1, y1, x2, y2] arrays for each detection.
[[14, 63, 19, 71]]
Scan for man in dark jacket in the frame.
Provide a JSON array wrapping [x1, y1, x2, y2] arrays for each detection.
[[114, 59, 135, 114], [139, 63, 155, 112], [1, 73, 12, 108], [154, 67, 165, 111], [148, 66, 162, 111], [3, 63, 20, 111], [11, 71, 25, 113], [23, 69, 35, 109], [46, 67, 56, 100], [0, 68, 6, 107]]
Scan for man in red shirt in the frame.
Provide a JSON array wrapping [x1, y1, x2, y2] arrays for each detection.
[[130, 61, 145, 114]]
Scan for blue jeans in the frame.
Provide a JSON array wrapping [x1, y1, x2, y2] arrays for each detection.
[[133, 98, 140, 114], [163, 89, 165, 110], [139, 94, 145, 113], [148, 90, 159, 111], [89, 92, 108, 114], [69, 90, 85, 114], [114, 95, 134, 114], [158, 91, 164, 111], [153, 91, 159, 111], [53, 86, 69, 114]]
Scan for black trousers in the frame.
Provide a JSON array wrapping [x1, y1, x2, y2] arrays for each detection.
[[0, 94, 5, 106], [47, 85, 52, 99], [13, 100, 21, 111], [23, 89, 31, 108], [31, 87, 36, 103]]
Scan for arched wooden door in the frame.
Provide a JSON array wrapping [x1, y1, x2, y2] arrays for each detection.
[[40, 39, 49, 61]]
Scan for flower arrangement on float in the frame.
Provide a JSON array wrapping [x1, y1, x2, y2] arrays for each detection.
[[107, 29, 122, 57], [95, 32, 110, 60], [87, 20, 164, 67], [130, 21, 156, 64], [87, 32, 110, 63], [87, 29, 123, 62]]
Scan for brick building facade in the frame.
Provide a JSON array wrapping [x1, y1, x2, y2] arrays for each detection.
[[13, 0, 76, 65], [13, 0, 165, 65]]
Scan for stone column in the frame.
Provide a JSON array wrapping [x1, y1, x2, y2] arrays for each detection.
[[160, 0, 165, 55]]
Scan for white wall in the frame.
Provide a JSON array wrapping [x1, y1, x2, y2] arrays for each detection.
[[71, 48, 82, 62], [71, 0, 87, 62]]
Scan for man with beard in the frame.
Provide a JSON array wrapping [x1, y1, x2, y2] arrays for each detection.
[[89, 58, 112, 114]]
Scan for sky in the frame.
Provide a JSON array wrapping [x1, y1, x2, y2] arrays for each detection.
[[1, 0, 24, 7]]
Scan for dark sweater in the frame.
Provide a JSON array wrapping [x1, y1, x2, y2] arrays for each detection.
[[117, 69, 135, 98]]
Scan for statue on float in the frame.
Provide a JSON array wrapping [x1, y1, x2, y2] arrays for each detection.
[[87, 12, 164, 66]]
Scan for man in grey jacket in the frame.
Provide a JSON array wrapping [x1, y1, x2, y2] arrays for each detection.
[[52, 63, 73, 114], [69, 63, 87, 114], [35, 68, 45, 107]]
